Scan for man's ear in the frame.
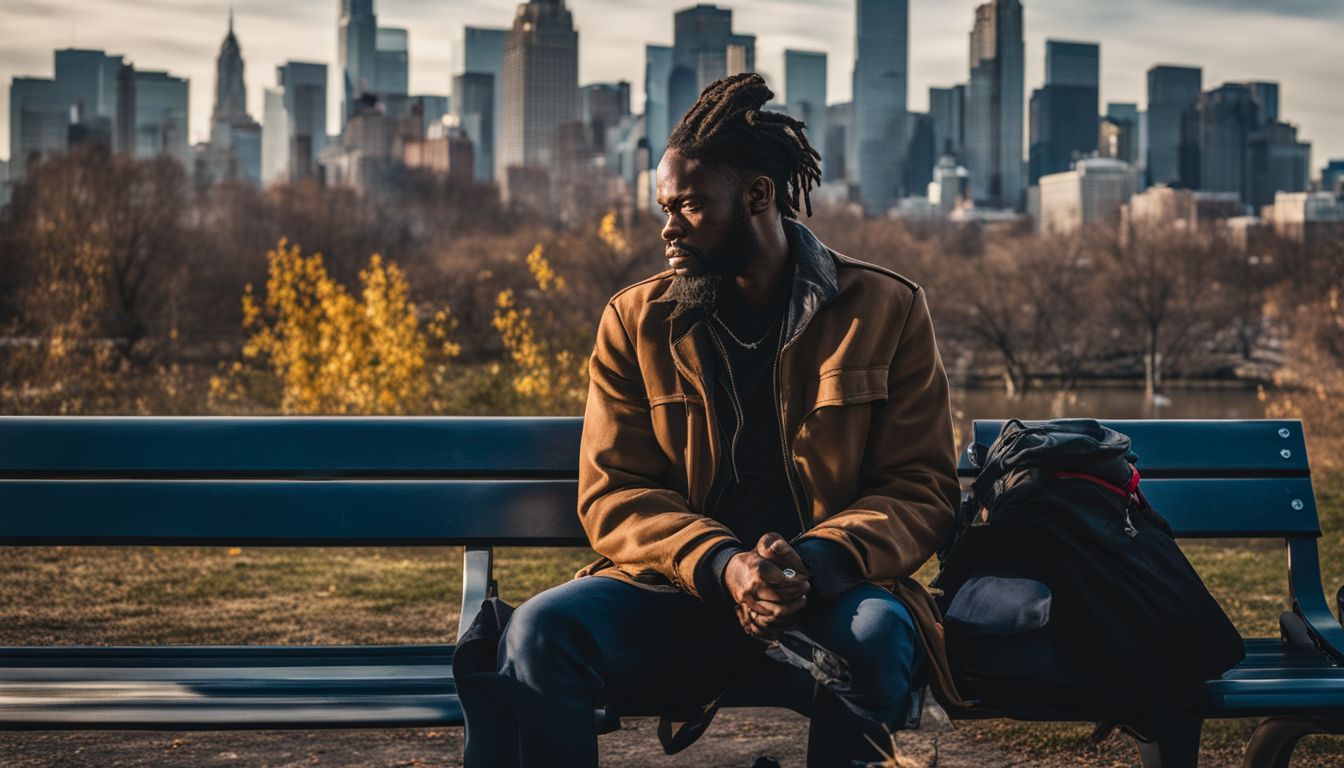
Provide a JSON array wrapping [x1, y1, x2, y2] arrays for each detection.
[[746, 174, 775, 215]]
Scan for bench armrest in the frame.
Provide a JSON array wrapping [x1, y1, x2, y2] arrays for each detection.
[[1287, 538, 1344, 662], [457, 546, 497, 643]]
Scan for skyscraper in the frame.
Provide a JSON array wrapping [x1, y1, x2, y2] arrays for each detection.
[[338, 0, 377, 126], [1146, 65, 1202, 188], [133, 70, 190, 168], [1028, 40, 1099, 185], [453, 72, 495, 182], [458, 27, 505, 181], [1199, 82, 1258, 204], [852, 0, 909, 214], [497, 0, 579, 183], [1247, 81, 1279, 125], [1104, 102, 1140, 165], [208, 9, 261, 184], [928, 84, 965, 159], [1247, 120, 1310, 210], [8, 77, 65, 179], [261, 87, 289, 185], [785, 50, 827, 172], [374, 27, 409, 99], [668, 5, 755, 134], [965, 0, 1025, 209], [54, 49, 125, 147], [276, 61, 328, 180], [644, 44, 674, 175]]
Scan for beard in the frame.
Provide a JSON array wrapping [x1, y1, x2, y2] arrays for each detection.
[[665, 200, 759, 320]]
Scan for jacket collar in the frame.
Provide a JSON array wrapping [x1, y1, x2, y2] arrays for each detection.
[[655, 218, 839, 346]]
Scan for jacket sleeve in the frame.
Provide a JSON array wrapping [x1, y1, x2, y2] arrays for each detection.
[[795, 286, 959, 584], [577, 302, 741, 599]]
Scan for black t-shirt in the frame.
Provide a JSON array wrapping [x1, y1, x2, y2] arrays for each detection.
[[705, 296, 802, 545]]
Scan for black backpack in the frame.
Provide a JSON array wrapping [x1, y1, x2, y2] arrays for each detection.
[[932, 418, 1244, 725]]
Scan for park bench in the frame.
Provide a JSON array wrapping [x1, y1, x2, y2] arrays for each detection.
[[1, 416, 1341, 768]]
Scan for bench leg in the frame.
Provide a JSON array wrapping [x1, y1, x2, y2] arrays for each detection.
[[1130, 719, 1202, 768], [1243, 716, 1344, 768]]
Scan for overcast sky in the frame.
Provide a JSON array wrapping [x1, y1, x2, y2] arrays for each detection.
[[3, 0, 1342, 171]]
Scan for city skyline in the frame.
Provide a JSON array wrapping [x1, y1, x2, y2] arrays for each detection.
[[2, 0, 1342, 169]]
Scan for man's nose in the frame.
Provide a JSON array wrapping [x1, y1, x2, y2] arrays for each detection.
[[661, 214, 683, 243]]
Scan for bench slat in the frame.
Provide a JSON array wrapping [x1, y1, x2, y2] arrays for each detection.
[[0, 480, 588, 545], [960, 419, 1309, 477], [1111, 477, 1319, 537], [0, 417, 583, 477]]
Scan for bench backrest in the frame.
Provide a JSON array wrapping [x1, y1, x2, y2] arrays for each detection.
[[957, 419, 1320, 539], [0, 417, 589, 546]]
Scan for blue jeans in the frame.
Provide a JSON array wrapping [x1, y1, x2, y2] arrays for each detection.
[[496, 574, 923, 767]]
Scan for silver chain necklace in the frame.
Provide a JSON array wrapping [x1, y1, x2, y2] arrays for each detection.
[[711, 310, 779, 350]]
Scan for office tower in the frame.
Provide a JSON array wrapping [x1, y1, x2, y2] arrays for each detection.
[[456, 27, 505, 181], [784, 50, 827, 173], [643, 44, 673, 176], [54, 49, 125, 149], [668, 5, 755, 130], [929, 84, 965, 159], [1199, 83, 1258, 203], [1247, 81, 1278, 126], [277, 62, 328, 180], [339, 0, 377, 126], [207, 10, 262, 184], [261, 87, 289, 185], [853, 0, 909, 214], [133, 70, 190, 168], [1247, 121, 1310, 210], [1323, 160, 1344, 196], [497, 0, 579, 183], [211, 11, 248, 129], [1028, 40, 1098, 185], [375, 27, 409, 99], [454, 72, 494, 182], [581, 82, 631, 154], [1146, 65, 1201, 187], [825, 101, 852, 182], [903, 112, 936, 196], [8, 78, 66, 179], [1104, 102, 1140, 164], [965, 0, 1025, 209], [1038, 157, 1138, 233]]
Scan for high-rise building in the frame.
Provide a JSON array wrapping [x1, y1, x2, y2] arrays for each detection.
[[1103, 102, 1140, 165], [1323, 160, 1344, 196], [965, 0, 1025, 209], [8, 77, 66, 179], [497, 0, 579, 187], [374, 27, 409, 100], [1028, 40, 1098, 185], [581, 82, 631, 154], [785, 50, 827, 173], [207, 9, 261, 185], [276, 61, 328, 180], [1246, 121, 1310, 210], [211, 11, 248, 129], [1146, 65, 1201, 188], [928, 84, 965, 159], [903, 112, 936, 196], [1199, 82, 1258, 203], [853, 0, 909, 214], [453, 72, 495, 182], [133, 70, 189, 168], [339, 0, 377, 126], [824, 101, 852, 184], [456, 27, 505, 182], [643, 44, 674, 178], [261, 87, 289, 186], [1038, 156, 1139, 234], [668, 5, 755, 134], [55, 49, 125, 146]]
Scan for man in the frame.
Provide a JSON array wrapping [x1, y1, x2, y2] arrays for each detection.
[[495, 73, 961, 766]]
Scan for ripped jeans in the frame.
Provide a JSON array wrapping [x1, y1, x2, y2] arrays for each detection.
[[495, 575, 923, 768]]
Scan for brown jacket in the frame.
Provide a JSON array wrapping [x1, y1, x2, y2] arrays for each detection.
[[573, 219, 970, 709]]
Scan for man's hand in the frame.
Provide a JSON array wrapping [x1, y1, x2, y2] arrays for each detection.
[[723, 533, 812, 640]]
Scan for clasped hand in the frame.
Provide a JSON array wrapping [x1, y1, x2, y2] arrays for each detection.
[[723, 532, 812, 641]]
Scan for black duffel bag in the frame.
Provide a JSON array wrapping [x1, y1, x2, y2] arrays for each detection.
[[932, 418, 1244, 725]]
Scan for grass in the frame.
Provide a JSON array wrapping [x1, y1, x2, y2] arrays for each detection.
[[1, 478, 1340, 764]]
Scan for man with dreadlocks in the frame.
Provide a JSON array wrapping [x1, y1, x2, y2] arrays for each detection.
[[492, 73, 960, 766]]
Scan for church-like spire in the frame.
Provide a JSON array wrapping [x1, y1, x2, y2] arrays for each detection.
[[211, 4, 249, 126], [228, 2, 234, 35]]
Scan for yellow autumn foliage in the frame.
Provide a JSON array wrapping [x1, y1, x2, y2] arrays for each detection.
[[210, 238, 459, 414], [492, 243, 588, 414]]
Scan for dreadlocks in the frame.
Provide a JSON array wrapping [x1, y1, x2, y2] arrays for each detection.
[[666, 72, 823, 219]]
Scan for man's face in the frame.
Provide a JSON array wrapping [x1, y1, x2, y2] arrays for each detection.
[[655, 148, 759, 314]]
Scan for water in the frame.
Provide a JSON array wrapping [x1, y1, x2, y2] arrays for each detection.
[[949, 386, 1266, 449]]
